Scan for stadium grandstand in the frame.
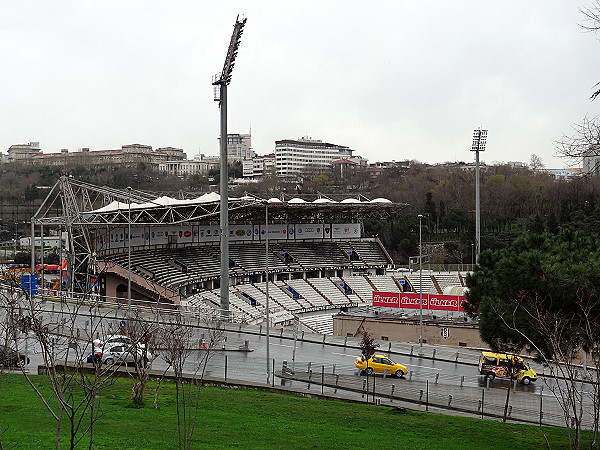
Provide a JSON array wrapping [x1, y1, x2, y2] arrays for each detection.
[[29, 176, 468, 335]]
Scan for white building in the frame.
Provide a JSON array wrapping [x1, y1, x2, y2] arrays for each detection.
[[159, 159, 218, 177], [243, 154, 276, 178], [275, 137, 354, 177]]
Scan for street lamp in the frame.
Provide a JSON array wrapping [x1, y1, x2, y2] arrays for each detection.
[[418, 214, 424, 349], [264, 200, 271, 384], [127, 186, 132, 309], [471, 128, 487, 264]]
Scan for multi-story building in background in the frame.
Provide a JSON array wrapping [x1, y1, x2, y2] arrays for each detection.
[[4, 132, 252, 176], [7, 143, 186, 171], [222, 133, 254, 161], [242, 153, 276, 178], [159, 159, 219, 177], [274, 137, 355, 177], [7, 141, 42, 162]]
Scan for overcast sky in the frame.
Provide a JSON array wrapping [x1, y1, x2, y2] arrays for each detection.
[[2, 1, 599, 169]]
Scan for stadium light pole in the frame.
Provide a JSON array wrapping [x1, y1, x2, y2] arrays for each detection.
[[213, 15, 247, 321], [127, 186, 132, 309], [418, 214, 424, 349], [264, 200, 271, 384], [471, 128, 487, 264]]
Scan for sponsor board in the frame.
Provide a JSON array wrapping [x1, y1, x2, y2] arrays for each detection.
[[99, 223, 363, 249], [372, 291, 466, 312], [294, 224, 324, 239], [331, 223, 361, 238]]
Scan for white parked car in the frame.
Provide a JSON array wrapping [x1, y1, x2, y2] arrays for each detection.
[[101, 344, 148, 366], [92, 334, 153, 366]]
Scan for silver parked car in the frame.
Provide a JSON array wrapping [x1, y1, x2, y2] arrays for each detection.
[[93, 334, 152, 367], [102, 344, 148, 367]]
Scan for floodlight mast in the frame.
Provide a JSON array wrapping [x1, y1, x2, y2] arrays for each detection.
[[213, 15, 247, 321], [470, 128, 487, 264]]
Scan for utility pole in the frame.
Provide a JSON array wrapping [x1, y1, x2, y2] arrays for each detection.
[[212, 16, 247, 321]]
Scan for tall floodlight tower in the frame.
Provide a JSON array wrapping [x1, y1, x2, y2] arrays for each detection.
[[470, 128, 487, 264], [212, 16, 247, 320]]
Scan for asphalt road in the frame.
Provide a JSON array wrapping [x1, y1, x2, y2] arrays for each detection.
[[5, 298, 598, 429]]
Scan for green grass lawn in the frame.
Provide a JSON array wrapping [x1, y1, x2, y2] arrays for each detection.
[[0, 373, 592, 449]]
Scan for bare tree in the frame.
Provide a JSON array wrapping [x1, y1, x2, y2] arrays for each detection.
[[4, 273, 127, 450], [529, 154, 545, 172], [555, 116, 600, 161], [358, 328, 378, 362], [580, 1, 600, 100], [156, 311, 223, 450], [494, 297, 594, 450], [120, 308, 160, 408], [358, 328, 379, 403]]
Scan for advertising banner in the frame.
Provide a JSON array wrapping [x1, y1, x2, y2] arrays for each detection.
[[331, 223, 361, 239], [372, 291, 466, 312], [229, 225, 254, 241], [293, 224, 324, 239], [198, 225, 221, 242], [99, 222, 364, 249], [148, 227, 169, 245], [262, 223, 289, 240], [372, 291, 400, 308]]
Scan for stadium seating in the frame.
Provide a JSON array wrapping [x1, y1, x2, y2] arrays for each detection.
[[404, 272, 438, 294], [432, 273, 463, 293], [286, 279, 330, 308], [368, 275, 402, 292], [105, 235, 469, 334], [300, 313, 334, 335], [308, 278, 353, 305], [341, 276, 375, 303]]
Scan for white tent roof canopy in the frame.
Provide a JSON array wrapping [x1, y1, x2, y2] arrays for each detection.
[[86, 193, 393, 214]]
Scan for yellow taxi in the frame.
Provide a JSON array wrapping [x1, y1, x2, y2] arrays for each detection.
[[355, 354, 408, 377]]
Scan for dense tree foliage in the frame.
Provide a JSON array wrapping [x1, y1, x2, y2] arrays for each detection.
[[464, 230, 600, 359], [4, 158, 600, 265]]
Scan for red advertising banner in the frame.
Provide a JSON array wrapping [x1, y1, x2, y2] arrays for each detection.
[[372, 292, 400, 308], [372, 291, 466, 312]]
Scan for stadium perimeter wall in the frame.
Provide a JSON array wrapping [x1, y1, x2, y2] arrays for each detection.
[[333, 315, 486, 349]]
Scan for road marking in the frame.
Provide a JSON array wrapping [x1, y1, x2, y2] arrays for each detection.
[[271, 343, 293, 348], [332, 352, 356, 358], [408, 364, 443, 371]]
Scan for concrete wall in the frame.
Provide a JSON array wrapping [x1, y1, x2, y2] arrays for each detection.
[[333, 315, 487, 349]]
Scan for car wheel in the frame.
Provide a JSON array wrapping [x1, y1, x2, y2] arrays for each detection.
[[16, 356, 26, 368], [105, 357, 115, 365], [486, 372, 495, 382], [522, 377, 531, 385], [395, 370, 405, 378], [365, 368, 374, 375]]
